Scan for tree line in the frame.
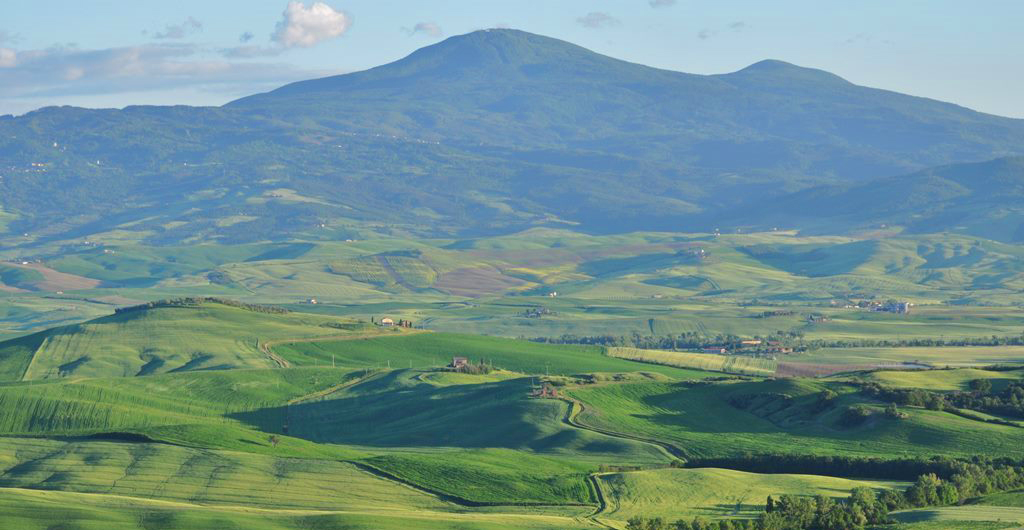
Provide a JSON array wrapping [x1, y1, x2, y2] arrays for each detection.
[[115, 297, 289, 315], [858, 379, 1024, 421], [625, 459, 1024, 530], [530, 331, 1024, 351]]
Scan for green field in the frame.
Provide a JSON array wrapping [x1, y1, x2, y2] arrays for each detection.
[[856, 368, 1024, 391], [607, 347, 778, 376], [0, 299, 383, 380], [890, 505, 1024, 528], [567, 378, 1024, 459], [595, 467, 904, 524], [0, 488, 591, 530], [273, 332, 713, 378], [1, 267, 1024, 528], [798, 346, 1024, 367]]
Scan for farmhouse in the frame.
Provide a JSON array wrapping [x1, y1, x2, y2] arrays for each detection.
[[450, 356, 469, 369], [380, 317, 395, 327]]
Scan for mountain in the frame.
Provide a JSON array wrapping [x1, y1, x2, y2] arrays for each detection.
[[2, 29, 1024, 250], [733, 156, 1024, 241]]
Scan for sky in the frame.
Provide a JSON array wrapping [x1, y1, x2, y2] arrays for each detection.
[[1, 0, 1022, 118]]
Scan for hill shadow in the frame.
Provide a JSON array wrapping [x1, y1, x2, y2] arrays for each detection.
[[230, 377, 552, 449]]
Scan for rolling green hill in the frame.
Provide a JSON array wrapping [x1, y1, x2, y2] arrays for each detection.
[[0, 303, 1021, 528], [568, 377, 1024, 460], [596, 467, 904, 523], [0, 298, 382, 381]]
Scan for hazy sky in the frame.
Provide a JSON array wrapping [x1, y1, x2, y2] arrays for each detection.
[[1, 1, 1021, 118]]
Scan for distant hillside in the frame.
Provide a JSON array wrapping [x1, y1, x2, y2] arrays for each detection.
[[2, 29, 1024, 249], [734, 157, 1024, 241], [0, 299, 378, 381]]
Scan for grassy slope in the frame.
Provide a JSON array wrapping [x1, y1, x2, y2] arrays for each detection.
[[856, 368, 1024, 391], [0, 488, 590, 530], [890, 505, 1024, 528], [568, 378, 1024, 459], [273, 332, 713, 378], [607, 347, 777, 376], [4, 301, 379, 380], [597, 467, 904, 523], [0, 366, 669, 506], [0, 437, 446, 513]]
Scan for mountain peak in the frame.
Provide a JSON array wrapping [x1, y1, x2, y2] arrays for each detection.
[[724, 59, 850, 85], [231, 28, 648, 101]]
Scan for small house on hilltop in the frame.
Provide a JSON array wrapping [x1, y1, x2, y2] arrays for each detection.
[[450, 357, 469, 369], [380, 317, 395, 327]]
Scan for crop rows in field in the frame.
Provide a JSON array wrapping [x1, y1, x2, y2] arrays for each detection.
[[607, 347, 777, 376], [0, 437, 446, 512]]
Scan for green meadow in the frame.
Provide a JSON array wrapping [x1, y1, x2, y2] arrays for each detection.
[[595, 468, 905, 524], [2, 232, 1024, 528]]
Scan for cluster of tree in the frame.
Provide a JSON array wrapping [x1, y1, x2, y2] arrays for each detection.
[[627, 460, 1024, 530], [859, 379, 1024, 420], [530, 331, 805, 352], [115, 297, 289, 314], [761, 460, 1024, 529], [626, 516, 754, 529], [454, 360, 493, 374], [753, 310, 796, 318], [804, 334, 1024, 349]]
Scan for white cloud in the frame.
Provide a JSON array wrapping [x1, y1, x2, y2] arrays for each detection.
[[577, 12, 621, 29], [698, 21, 747, 40], [406, 22, 443, 38], [221, 45, 285, 58], [272, 2, 352, 49], [649, 0, 676, 7], [0, 48, 16, 68], [153, 17, 203, 40], [0, 42, 325, 114]]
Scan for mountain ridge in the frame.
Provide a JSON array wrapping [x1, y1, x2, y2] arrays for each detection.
[[2, 28, 1024, 249]]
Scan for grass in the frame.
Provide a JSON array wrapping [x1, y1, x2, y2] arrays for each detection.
[[607, 347, 777, 376], [0, 366, 669, 506], [567, 378, 1024, 459], [890, 505, 1024, 527], [364, 449, 599, 505], [596, 467, 904, 523], [0, 487, 592, 530], [979, 490, 1024, 508], [0, 437, 443, 512], [0, 264, 44, 290], [3, 300, 380, 380], [0, 367, 375, 458], [272, 332, 714, 378], [798, 346, 1024, 367], [855, 368, 1024, 391]]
